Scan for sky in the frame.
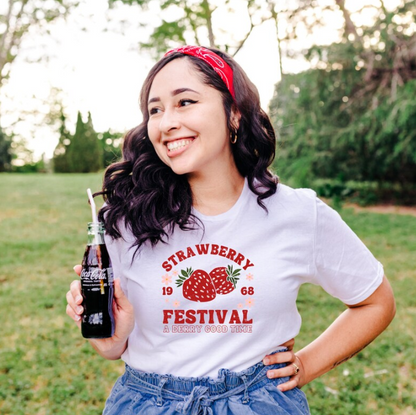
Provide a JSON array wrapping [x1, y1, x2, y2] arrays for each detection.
[[2, 0, 305, 161], [1, 0, 397, 161]]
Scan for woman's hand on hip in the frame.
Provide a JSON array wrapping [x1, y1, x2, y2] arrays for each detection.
[[263, 339, 306, 391]]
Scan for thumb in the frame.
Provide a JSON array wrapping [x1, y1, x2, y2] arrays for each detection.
[[113, 279, 131, 309], [73, 264, 82, 276]]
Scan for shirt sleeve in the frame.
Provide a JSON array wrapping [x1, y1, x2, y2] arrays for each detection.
[[309, 197, 384, 305]]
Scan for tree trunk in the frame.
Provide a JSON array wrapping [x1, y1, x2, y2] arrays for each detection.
[[0, 0, 30, 86], [201, 0, 215, 47], [334, 0, 360, 39], [268, 2, 283, 77]]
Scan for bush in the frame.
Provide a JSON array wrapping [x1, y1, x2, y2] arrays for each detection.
[[311, 179, 416, 206], [270, 39, 416, 205]]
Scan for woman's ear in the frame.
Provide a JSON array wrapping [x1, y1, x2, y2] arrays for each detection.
[[230, 107, 241, 130]]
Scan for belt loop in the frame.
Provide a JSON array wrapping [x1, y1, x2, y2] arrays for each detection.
[[240, 374, 250, 404], [156, 376, 168, 406]]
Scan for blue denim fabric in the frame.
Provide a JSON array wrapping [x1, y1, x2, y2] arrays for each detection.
[[103, 352, 310, 415]]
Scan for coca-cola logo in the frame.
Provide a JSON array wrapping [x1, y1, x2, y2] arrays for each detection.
[[81, 268, 106, 281]]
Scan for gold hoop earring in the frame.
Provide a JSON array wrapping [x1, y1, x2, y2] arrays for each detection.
[[230, 129, 238, 144]]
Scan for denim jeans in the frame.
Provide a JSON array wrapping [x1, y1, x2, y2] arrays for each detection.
[[103, 352, 310, 415]]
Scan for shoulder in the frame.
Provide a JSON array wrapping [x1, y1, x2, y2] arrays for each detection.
[[248, 182, 320, 234], [275, 183, 317, 202], [264, 182, 318, 215]]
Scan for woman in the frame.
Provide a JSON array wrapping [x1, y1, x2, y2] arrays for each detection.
[[66, 46, 395, 414]]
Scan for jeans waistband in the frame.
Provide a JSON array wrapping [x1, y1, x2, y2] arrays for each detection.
[[123, 350, 288, 413]]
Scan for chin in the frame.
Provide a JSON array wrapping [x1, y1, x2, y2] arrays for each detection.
[[168, 164, 193, 176]]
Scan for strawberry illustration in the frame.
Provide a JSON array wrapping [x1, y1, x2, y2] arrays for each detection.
[[210, 265, 241, 295], [176, 268, 217, 302]]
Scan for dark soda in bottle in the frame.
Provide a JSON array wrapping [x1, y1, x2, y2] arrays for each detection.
[[80, 222, 115, 338]]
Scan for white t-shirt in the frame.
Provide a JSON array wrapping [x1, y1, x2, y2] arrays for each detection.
[[105, 180, 383, 378]]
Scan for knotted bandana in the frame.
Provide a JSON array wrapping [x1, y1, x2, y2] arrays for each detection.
[[164, 46, 235, 99]]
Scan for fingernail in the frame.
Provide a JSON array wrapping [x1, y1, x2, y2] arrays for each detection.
[[75, 295, 83, 303], [277, 386, 284, 391], [263, 358, 270, 365], [267, 371, 273, 379], [76, 306, 83, 313], [75, 315, 81, 321]]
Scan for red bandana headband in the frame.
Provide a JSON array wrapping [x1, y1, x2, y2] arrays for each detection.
[[164, 46, 235, 99]]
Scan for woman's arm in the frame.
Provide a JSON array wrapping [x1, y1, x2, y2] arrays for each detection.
[[265, 275, 396, 390]]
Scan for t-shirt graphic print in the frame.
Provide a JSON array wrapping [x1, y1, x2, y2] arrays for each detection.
[[160, 243, 256, 335]]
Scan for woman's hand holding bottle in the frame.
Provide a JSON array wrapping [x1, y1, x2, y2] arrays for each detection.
[[66, 265, 135, 360]]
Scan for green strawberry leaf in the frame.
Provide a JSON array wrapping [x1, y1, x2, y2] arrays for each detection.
[[233, 268, 241, 277], [177, 268, 193, 287], [227, 275, 239, 287], [226, 265, 241, 281], [175, 276, 186, 287]]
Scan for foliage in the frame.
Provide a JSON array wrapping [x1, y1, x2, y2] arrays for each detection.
[[0, 173, 415, 414], [98, 130, 123, 167], [50, 92, 122, 172], [270, 1, 416, 203], [12, 157, 49, 173], [52, 118, 123, 173], [312, 179, 416, 207], [0, 0, 79, 87], [108, 0, 277, 58], [0, 126, 12, 172], [65, 112, 103, 173], [271, 69, 416, 187], [53, 110, 73, 173], [1, 4, 78, 172]]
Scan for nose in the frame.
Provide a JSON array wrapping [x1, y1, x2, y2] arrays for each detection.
[[158, 108, 180, 134]]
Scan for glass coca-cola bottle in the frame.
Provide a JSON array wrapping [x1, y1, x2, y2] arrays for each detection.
[[80, 222, 115, 338]]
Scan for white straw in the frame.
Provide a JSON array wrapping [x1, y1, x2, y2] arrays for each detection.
[[87, 188, 98, 224]]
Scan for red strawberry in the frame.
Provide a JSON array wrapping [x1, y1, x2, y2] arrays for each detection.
[[176, 268, 216, 302], [210, 265, 241, 295]]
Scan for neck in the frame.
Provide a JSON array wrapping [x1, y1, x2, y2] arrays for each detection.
[[188, 167, 245, 216]]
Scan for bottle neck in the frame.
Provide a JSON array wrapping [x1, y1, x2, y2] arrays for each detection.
[[87, 222, 105, 245]]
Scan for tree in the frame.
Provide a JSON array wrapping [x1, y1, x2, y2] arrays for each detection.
[[0, 0, 78, 88], [53, 114, 123, 172], [109, 0, 277, 58], [52, 110, 72, 173], [0, 126, 12, 171], [269, 0, 416, 203], [66, 112, 103, 173], [98, 129, 123, 167], [1, 1, 79, 170]]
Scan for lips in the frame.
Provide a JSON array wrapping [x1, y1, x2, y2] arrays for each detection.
[[166, 138, 194, 152]]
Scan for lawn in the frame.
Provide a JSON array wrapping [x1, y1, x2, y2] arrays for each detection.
[[0, 173, 415, 415]]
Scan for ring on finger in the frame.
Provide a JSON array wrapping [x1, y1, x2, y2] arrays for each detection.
[[292, 362, 300, 375]]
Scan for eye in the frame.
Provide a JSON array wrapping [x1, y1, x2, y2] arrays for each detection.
[[179, 99, 198, 107], [149, 107, 161, 115]]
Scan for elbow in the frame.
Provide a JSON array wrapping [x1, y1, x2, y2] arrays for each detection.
[[379, 282, 396, 330], [378, 275, 396, 329], [107, 354, 123, 361], [384, 277, 396, 326], [387, 295, 396, 325]]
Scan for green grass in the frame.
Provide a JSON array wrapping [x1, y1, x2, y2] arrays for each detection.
[[0, 173, 415, 415]]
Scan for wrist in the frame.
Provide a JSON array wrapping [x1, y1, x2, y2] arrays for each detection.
[[89, 336, 128, 360], [294, 353, 308, 388]]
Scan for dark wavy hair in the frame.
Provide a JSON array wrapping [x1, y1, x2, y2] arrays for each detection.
[[98, 47, 278, 252]]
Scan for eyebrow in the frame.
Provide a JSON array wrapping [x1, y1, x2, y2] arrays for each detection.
[[148, 88, 200, 105]]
